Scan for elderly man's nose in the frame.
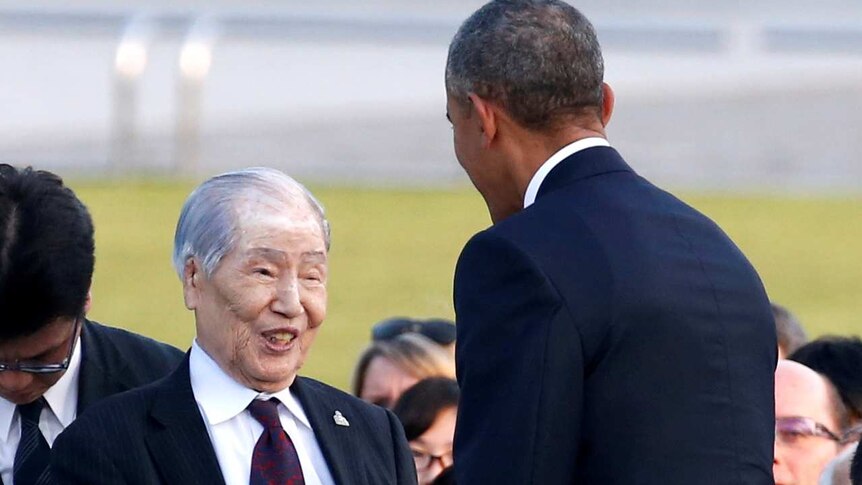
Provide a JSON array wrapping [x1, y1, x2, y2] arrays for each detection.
[[272, 280, 303, 317]]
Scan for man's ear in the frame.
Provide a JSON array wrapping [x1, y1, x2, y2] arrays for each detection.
[[467, 93, 498, 148], [600, 82, 615, 127], [83, 287, 92, 315], [182, 259, 202, 310]]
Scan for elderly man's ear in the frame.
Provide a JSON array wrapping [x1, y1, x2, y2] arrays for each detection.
[[182, 259, 202, 310]]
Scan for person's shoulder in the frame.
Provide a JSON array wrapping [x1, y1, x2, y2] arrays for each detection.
[[84, 319, 185, 365], [67, 377, 159, 436]]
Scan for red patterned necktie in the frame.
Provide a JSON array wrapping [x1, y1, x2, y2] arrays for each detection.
[[248, 398, 305, 485]]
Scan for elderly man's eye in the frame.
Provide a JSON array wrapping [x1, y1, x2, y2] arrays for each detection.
[[253, 268, 274, 277]]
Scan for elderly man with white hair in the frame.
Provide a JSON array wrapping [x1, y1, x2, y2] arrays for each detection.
[[49, 167, 417, 485]]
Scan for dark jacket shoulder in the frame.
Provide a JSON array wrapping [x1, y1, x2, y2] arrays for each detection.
[[77, 320, 184, 412]]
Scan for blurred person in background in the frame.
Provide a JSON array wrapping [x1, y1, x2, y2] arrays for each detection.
[[820, 445, 858, 485], [50, 167, 416, 484], [775, 302, 809, 359], [0, 164, 183, 484], [445, 1, 777, 483], [393, 377, 459, 485], [372, 317, 457, 355], [791, 336, 862, 429], [353, 333, 455, 408], [774, 360, 857, 485]]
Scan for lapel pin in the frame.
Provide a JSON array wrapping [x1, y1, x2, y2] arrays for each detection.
[[333, 410, 350, 427]]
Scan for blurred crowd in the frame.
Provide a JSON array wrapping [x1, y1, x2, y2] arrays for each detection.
[[354, 307, 862, 485]]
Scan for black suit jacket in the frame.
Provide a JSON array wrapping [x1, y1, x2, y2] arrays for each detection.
[[50, 356, 418, 485], [77, 320, 184, 413], [453, 146, 777, 484]]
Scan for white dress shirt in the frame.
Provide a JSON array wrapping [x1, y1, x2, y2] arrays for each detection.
[[189, 341, 335, 485], [0, 335, 82, 485], [523, 137, 611, 208]]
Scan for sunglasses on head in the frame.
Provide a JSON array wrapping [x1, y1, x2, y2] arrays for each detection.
[[371, 317, 456, 346]]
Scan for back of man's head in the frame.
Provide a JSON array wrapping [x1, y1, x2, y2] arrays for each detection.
[[773, 302, 808, 358], [791, 336, 862, 425], [0, 164, 94, 339], [446, 0, 604, 131]]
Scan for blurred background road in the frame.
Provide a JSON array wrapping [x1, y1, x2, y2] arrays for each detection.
[[2, 0, 861, 191]]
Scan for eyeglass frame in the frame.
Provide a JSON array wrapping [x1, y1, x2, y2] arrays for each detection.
[[0, 317, 81, 374], [773, 415, 862, 446], [410, 447, 452, 471], [371, 317, 456, 346]]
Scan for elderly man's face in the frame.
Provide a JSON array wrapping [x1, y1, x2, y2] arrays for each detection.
[[774, 360, 842, 485], [185, 200, 327, 393]]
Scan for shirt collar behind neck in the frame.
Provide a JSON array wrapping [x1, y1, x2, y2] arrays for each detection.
[[523, 137, 610, 208], [189, 340, 311, 429]]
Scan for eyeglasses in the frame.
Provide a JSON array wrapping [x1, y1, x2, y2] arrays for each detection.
[[775, 416, 843, 446], [372, 317, 456, 346], [410, 448, 452, 471], [0, 317, 80, 374]]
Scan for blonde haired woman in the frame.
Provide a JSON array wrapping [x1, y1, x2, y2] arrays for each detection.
[[352, 333, 455, 408]]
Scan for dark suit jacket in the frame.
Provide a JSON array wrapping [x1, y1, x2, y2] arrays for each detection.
[[453, 146, 777, 484], [50, 356, 418, 485], [77, 320, 184, 413]]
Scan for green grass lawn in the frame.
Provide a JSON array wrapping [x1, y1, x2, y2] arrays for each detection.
[[70, 180, 862, 390]]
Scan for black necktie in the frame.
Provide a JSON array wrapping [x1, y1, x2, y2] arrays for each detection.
[[14, 398, 51, 484]]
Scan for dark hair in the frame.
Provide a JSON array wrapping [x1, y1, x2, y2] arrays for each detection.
[[393, 377, 460, 441], [431, 466, 456, 485], [446, 0, 604, 131], [0, 164, 94, 339], [772, 303, 808, 357], [790, 336, 862, 425]]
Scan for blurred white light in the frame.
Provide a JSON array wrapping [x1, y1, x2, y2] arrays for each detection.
[[179, 41, 213, 81], [115, 41, 148, 79]]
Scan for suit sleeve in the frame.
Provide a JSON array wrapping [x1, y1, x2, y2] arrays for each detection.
[[453, 231, 585, 484], [48, 414, 126, 485], [385, 408, 419, 485]]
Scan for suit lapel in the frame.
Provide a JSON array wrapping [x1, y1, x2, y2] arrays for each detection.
[[292, 378, 365, 485], [144, 356, 226, 485], [536, 146, 634, 202]]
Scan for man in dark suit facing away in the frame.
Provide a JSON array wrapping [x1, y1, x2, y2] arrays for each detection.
[[445, 1, 777, 484], [0, 164, 183, 485], [50, 167, 417, 485]]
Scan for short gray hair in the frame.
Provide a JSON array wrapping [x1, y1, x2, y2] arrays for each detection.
[[445, 0, 604, 131], [172, 167, 331, 279]]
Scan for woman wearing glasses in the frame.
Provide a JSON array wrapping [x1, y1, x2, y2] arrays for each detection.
[[394, 378, 458, 485]]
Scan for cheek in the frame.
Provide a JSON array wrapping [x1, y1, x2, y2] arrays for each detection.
[[304, 287, 327, 328]]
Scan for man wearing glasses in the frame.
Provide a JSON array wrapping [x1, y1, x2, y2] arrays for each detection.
[[0, 165, 183, 484], [774, 359, 859, 485]]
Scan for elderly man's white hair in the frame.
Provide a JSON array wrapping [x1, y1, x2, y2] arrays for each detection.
[[172, 167, 331, 279]]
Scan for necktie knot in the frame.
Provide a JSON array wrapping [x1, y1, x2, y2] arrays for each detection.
[[18, 398, 45, 424], [248, 398, 282, 429]]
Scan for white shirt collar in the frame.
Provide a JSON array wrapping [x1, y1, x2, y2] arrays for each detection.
[[0, 333, 82, 439], [523, 137, 610, 208], [189, 340, 311, 429]]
